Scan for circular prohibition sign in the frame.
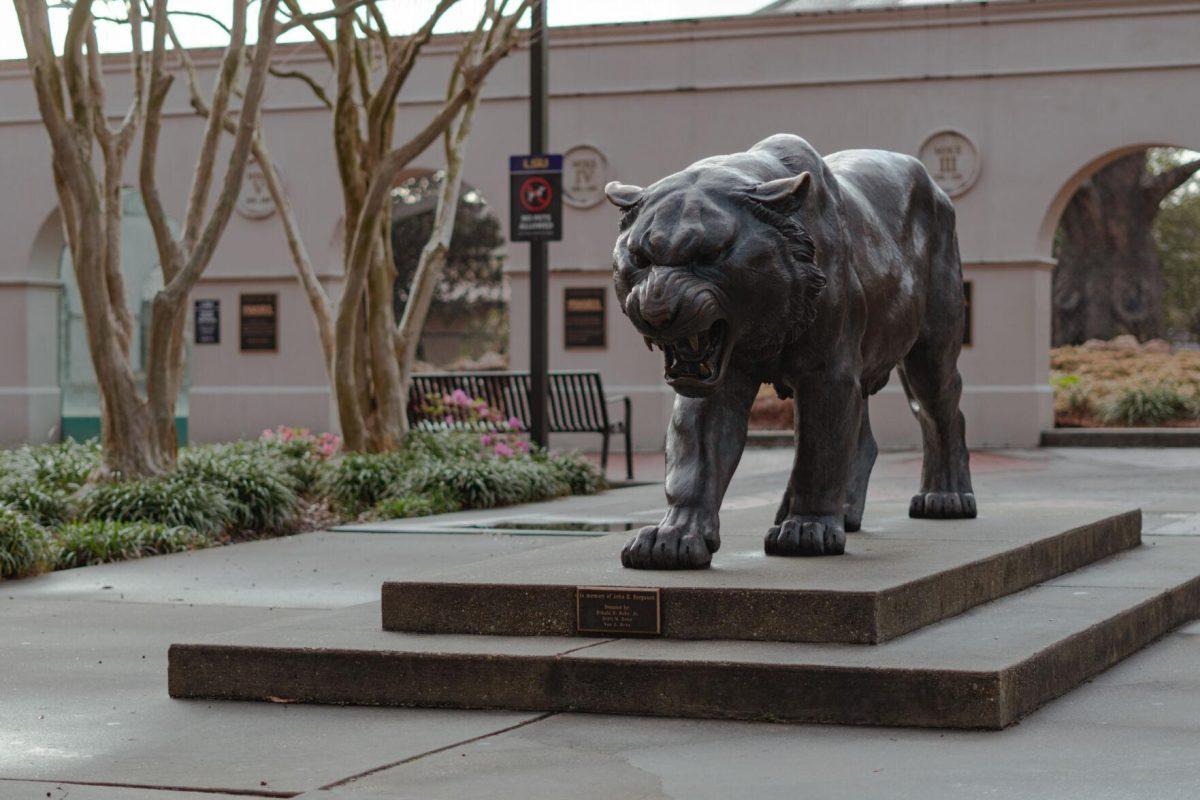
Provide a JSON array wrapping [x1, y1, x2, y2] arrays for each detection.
[[519, 176, 553, 213]]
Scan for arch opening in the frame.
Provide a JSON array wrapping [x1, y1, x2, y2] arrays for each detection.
[[390, 169, 509, 370], [1044, 145, 1200, 429], [56, 188, 188, 442]]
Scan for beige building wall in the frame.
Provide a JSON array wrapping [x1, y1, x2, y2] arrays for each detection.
[[1, 0, 1198, 450]]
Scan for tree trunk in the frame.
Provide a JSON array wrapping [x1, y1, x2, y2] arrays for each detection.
[[1054, 151, 1200, 345]]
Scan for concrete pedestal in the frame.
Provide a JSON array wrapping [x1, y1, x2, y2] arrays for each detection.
[[167, 505, 1200, 728]]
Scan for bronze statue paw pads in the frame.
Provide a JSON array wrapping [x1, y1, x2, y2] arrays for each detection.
[[764, 519, 846, 557], [909, 491, 977, 519], [621, 524, 713, 570]]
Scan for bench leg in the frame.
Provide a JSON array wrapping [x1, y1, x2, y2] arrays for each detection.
[[601, 431, 611, 478], [624, 429, 633, 481]]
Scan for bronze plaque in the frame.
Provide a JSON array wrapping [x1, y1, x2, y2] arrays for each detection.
[[239, 293, 277, 352], [576, 586, 661, 636], [564, 287, 606, 348]]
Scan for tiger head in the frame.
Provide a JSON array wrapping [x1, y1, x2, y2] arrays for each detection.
[[606, 159, 825, 397]]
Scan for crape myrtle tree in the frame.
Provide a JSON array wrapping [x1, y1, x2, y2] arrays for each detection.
[[13, 0, 358, 477], [1053, 148, 1200, 345], [181, 0, 527, 453]]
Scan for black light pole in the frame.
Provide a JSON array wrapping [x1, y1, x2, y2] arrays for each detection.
[[528, 0, 549, 448]]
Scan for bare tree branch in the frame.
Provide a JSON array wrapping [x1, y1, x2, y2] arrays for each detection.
[[180, 0, 249, 253], [1146, 157, 1200, 205], [139, 0, 183, 282], [277, 0, 374, 35], [167, 0, 282, 298], [365, 0, 458, 157], [279, 0, 335, 64], [167, 7, 232, 34], [269, 64, 333, 109]]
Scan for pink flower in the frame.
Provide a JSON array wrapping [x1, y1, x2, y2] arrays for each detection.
[[494, 442, 514, 457], [507, 416, 523, 430], [515, 439, 529, 452], [478, 407, 491, 418], [451, 389, 471, 405], [480, 434, 492, 446], [444, 415, 455, 425], [261, 428, 275, 440]]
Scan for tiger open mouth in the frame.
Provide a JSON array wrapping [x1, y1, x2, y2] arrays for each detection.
[[645, 319, 730, 395]]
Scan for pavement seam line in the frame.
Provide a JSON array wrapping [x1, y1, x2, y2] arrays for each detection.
[[0, 777, 298, 798], [557, 638, 617, 655], [319, 711, 559, 790]]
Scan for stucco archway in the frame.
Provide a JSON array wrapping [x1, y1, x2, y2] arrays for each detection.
[[1035, 142, 1194, 260], [36, 190, 187, 443]]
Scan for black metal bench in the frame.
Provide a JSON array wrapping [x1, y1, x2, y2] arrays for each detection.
[[407, 370, 633, 479]]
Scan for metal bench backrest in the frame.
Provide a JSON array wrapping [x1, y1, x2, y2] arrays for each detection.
[[407, 371, 611, 434]]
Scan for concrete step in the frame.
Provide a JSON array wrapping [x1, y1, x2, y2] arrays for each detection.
[[381, 503, 1140, 643], [168, 535, 1200, 729], [1041, 427, 1200, 447]]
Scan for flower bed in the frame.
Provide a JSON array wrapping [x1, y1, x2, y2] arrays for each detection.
[[1052, 337, 1200, 427], [0, 403, 603, 581], [748, 336, 1200, 431]]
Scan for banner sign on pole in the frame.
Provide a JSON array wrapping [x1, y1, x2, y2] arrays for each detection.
[[509, 154, 563, 242]]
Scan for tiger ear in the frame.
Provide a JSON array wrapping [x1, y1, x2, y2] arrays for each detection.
[[605, 181, 645, 209], [747, 172, 811, 208]]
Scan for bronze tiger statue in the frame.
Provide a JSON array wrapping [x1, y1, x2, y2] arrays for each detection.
[[605, 134, 976, 570]]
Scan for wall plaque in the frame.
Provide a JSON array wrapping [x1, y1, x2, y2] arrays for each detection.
[[236, 161, 276, 219], [918, 129, 981, 198], [576, 586, 661, 636], [239, 293, 277, 352], [563, 144, 610, 209], [564, 287, 606, 348], [194, 299, 220, 345]]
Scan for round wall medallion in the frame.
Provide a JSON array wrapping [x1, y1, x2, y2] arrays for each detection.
[[236, 161, 276, 219], [918, 130, 981, 198], [563, 144, 610, 209]]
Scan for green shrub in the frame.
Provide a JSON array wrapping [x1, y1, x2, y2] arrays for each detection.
[[257, 428, 340, 493], [0, 439, 100, 490], [81, 475, 234, 537], [0, 503, 55, 579], [537, 451, 605, 495], [178, 448, 299, 533], [333, 436, 605, 518], [0, 478, 72, 527], [411, 457, 567, 510], [322, 451, 410, 514], [1100, 384, 1193, 426], [54, 520, 212, 570], [371, 489, 463, 520]]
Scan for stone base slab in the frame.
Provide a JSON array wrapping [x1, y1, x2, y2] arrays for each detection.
[[381, 504, 1140, 644], [168, 536, 1200, 729], [1041, 428, 1200, 447]]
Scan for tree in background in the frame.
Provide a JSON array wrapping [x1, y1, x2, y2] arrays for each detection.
[[1154, 157, 1200, 340], [12, 0, 332, 477], [1053, 148, 1200, 345], [391, 172, 506, 364]]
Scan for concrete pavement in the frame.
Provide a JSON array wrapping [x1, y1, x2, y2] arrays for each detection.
[[2, 446, 1200, 798]]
